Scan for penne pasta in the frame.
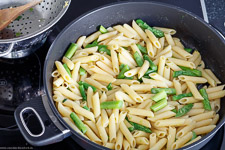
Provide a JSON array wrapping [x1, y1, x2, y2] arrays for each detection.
[[96, 117, 108, 145], [145, 29, 161, 48], [126, 107, 154, 117], [109, 114, 116, 143], [92, 92, 101, 118], [154, 27, 176, 35], [132, 20, 147, 41], [138, 60, 150, 78], [120, 121, 136, 147], [83, 31, 101, 47], [146, 39, 155, 57], [111, 49, 120, 74], [186, 81, 203, 100], [173, 78, 182, 95], [52, 20, 223, 150], [149, 73, 173, 87], [130, 84, 156, 92], [113, 25, 135, 38], [205, 69, 221, 84], [148, 111, 176, 122], [127, 114, 151, 128], [115, 130, 123, 150], [172, 132, 192, 149], [142, 78, 168, 88], [55, 86, 82, 100], [172, 46, 192, 58], [121, 84, 143, 102], [168, 58, 195, 69], [165, 33, 175, 46], [158, 56, 166, 76], [167, 126, 176, 150], [90, 73, 116, 84], [193, 125, 216, 135], [76, 36, 86, 49], [150, 138, 167, 150]]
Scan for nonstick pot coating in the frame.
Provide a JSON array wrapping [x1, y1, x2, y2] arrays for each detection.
[[44, 2, 225, 150]]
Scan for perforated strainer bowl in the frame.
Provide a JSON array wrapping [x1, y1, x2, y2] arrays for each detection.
[[0, 0, 71, 58]]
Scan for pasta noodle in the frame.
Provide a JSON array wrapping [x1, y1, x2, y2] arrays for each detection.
[[172, 46, 192, 58], [150, 138, 167, 150], [120, 121, 136, 147], [115, 130, 123, 150]]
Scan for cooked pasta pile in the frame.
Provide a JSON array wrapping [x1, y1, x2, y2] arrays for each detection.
[[52, 19, 225, 150]]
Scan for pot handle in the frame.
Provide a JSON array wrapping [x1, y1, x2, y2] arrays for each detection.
[[14, 95, 71, 146], [0, 43, 15, 57]]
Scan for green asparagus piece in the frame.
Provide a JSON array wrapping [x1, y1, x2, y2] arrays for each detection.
[[179, 66, 202, 76], [63, 64, 72, 77], [142, 75, 151, 79], [83, 106, 90, 111], [29, 8, 34, 12], [85, 40, 111, 56], [78, 81, 97, 92], [136, 19, 164, 38], [134, 51, 144, 67], [124, 76, 134, 80], [138, 75, 151, 82], [117, 65, 130, 79], [107, 83, 113, 91], [99, 25, 108, 34], [100, 101, 123, 109], [79, 85, 87, 101], [184, 48, 193, 53], [64, 43, 78, 59], [15, 16, 22, 21], [70, 112, 87, 134], [130, 122, 152, 133], [97, 45, 107, 49], [172, 92, 193, 101], [119, 64, 125, 70], [99, 47, 111, 56], [126, 118, 152, 133], [151, 88, 176, 95], [151, 90, 167, 102], [171, 109, 177, 113], [175, 103, 193, 117], [173, 70, 200, 78], [62, 99, 67, 103], [85, 40, 98, 48], [190, 131, 197, 141], [79, 67, 86, 76], [199, 88, 212, 110], [136, 44, 147, 54], [128, 127, 135, 132], [15, 32, 21, 37], [143, 55, 157, 71], [144, 68, 156, 76], [150, 98, 167, 112]]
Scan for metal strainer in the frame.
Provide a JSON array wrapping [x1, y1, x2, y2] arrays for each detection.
[[0, 0, 71, 58]]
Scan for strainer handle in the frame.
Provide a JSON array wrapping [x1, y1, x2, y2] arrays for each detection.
[[14, 95, 71, 146], [0, 43, 15, 57]]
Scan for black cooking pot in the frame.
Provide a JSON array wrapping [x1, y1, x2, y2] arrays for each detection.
[[14, 1, 225, 149]]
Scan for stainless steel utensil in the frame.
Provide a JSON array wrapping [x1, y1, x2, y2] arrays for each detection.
[[0, 0, 71, 58], [0, 0, 42, 31]]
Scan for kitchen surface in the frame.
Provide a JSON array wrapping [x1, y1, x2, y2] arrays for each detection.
[[0, 0, 225, 149]]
